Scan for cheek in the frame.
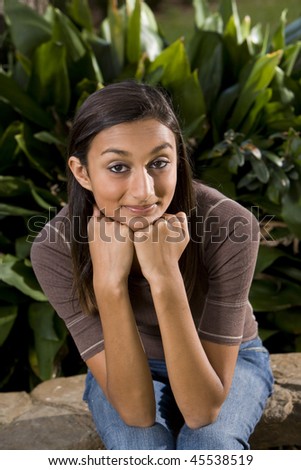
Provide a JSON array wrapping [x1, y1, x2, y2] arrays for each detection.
[[91, 179, 124, 206]]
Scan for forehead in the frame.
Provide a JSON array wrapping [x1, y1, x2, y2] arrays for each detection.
[[90, 119, 176, 149]]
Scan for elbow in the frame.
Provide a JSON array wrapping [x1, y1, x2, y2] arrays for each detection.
[[119, 410, 155, 428], [185, 406, 221, 430]]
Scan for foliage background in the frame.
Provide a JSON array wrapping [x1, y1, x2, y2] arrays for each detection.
[[0, 0, 301, 392]]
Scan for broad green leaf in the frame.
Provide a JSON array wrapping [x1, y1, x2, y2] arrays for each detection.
[[50, 7, 86, 63], [273, 308, 301, 334], [107, 0, 126, 72], [258, 328, 279, 341], [272, 9, 287, 51], [0, 254, 47, 301], [84, 31, 118, 82], [213, 83, 240, 136], [173, 70, 207, 139], [147, 39, 190, 88], [0, 176, 29, 197], [66, 0, 93, 32], [188, 30, 223, 110], [0, 282, 28, 304], [282, 43, 301, 76], [263, 151, 284, 167], [273, 266, 301, 283], [196, 164, 236, 199], [281, 188, 301, 239], [0, 203, 39, 217], [126, 0, 141, 64], [0, 170, 61, 212], [220, 0, 242, 42], [250, 278, 301, 311], [28, 302, 68, 381], [250, 156, 270, 183], [272, 67, 295, 106], [241, 88, 272, 135], [15, 133, 53, 179], [28, 40, 70, 115], [193, 0, 210, 29], [254, 245, 285, 274], [0, 72, 53, 129], [34, 131, 66, 147], [0, 122, 21, 171], [16, 236, 32, 260], [0, 305, 18, 346], [4, 0, 51, 59], [266, 181, 281, 204], [269, 167, 291, 193], [29, 184, 62, 210], [229, 51, 282, 130]]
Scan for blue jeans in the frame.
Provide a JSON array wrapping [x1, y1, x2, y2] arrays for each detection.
[[83, 337, 274, 450]]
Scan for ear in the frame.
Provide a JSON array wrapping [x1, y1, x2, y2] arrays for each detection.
[[68, 156, 92, 191]]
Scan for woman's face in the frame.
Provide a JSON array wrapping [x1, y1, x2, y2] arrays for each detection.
[[69, 119, 178, 230]]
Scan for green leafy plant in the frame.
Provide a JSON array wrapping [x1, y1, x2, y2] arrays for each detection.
[[0, 0, 300, 391]]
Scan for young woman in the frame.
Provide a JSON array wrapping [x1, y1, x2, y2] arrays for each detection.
[[31, 80, 274, 450]]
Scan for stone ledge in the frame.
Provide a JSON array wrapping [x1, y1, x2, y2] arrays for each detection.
[[0, 353, 300, 450]]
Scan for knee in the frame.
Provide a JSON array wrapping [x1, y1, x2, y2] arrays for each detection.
[[177, 425, 248, 450], [103, 423, 175, 450]]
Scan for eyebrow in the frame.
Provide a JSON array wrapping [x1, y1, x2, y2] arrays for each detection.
[[100, 142, 174, 157]]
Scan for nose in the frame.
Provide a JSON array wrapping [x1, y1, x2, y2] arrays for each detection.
[[129, 168, 155, 202]]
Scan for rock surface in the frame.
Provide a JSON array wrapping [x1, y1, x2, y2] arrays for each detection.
[[0, 353, 300, 450]]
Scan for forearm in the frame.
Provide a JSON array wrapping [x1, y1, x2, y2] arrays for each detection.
[[94, 280, 155, 426], [149, 268, 226, 428]]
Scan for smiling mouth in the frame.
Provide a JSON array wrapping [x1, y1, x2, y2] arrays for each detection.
[[123, 204, 157, 214]]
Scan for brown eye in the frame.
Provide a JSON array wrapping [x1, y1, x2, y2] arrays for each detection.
[[109, 164, 128, 173], [150, 160, 169, 169]]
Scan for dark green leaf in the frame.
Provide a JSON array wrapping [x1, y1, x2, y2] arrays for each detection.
[[274, 308, 301, 334], [281, 188, 301, 238], [28, 41, 70, 115], [126, 0, 141, 64], [188, 30, 223, 110], [28, 302, 68, 381], [0, 176, 29, 197], [147, 38, 190, 87], [0, 305, 18, 346], [0, 203, 39, 217], [229, 51, 282, 130], [66, 0, 93, 32], [263, 151, 284, 167], [254, 245, 285, 274], [0, 122, 21, 172], [250, 278, 301, 311], [250, 157, 270, 183], [50, 7, 86, 63], [0, 254, 47, 301], [4, 0, 51, 59], [0, 72, 53, 128]]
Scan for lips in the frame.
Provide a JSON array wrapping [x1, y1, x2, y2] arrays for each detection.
[[123, 204, 157, 214]]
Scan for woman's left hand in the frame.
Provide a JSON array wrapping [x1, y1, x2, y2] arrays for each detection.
[[133, 212, 189, 282]]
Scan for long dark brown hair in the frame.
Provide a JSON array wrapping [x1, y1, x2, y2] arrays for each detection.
[[67, 80, 198, 315]]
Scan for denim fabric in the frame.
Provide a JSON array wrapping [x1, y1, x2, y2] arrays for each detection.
[[83, 337, 274, 450]]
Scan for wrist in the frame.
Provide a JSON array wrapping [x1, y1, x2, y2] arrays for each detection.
[[146, 263, 182, 286], [93, 275, 128, 296]]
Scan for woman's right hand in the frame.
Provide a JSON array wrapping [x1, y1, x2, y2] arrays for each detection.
[[87, 206, 134, 285]]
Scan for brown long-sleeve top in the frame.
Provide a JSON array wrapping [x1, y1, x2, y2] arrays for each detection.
[[30, 182, 259, 361]]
